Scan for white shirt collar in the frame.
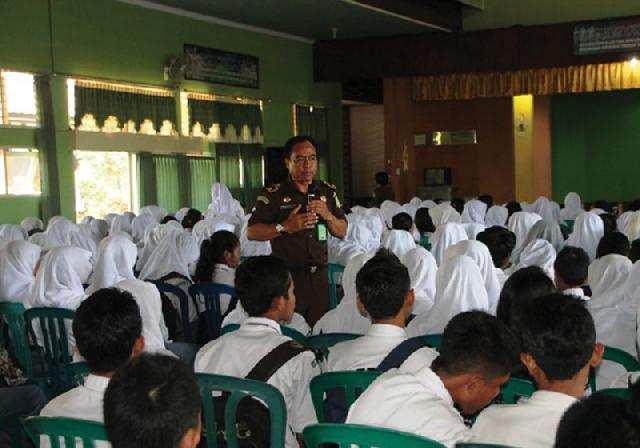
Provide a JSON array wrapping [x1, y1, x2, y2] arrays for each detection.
[[563, 287, 585, 298], [214, 264, 232, 272], [367, 324, 407, 338], [83, 374, 110, 392], [415, 368, 455, 407], [527, 390, 578, 409], [242, 316, 282, 334]]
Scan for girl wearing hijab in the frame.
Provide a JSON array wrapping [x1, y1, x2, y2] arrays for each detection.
[[560, 192, 583, 221], [205, 183, 245, 224], [430, 222, 468, 267], [511, 219, 565, 267], [567, 212, 605, 261], [131, 214, 157, 244], [20, 217, 43, 236], [428, 203, 462, 229], [0, 241, 41, 304], [407, 255, 489, 336], [508, 211, 543, 254], [485, 206, 509, 228], [511, 239, 557, 280], [0, 224, 27, 241], [462, 199, 488, 225], [400, 247, 437, 316]]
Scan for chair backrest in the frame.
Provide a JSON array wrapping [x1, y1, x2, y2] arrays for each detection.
[[420, 235, 431, 251], [189, 283, 236, 343], [561, 220, 575, 236], [414, 334, 442, 351], [24, 307, 76, 396], [499, 377, 536, 404], [309, 371, 381, 422], [589, 345, 640, 392], [593, 387, 631, 400], [150, 280, 195, 343], [23, 416, 108, 448], [327, 263, 345, 309], [305, 333, 361, 358], [0, 302, 33, 377], [196, 372, 287, 448], [303, 423, 446, 448]]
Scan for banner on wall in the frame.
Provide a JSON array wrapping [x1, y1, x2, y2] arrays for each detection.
[[574, 18, 640, 56], [183, 44, 259, 88]]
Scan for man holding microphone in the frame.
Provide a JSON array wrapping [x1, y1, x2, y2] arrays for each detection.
[[247, 136, 347, 325]]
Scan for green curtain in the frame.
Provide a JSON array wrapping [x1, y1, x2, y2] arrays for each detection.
[[74, 86, 177, 131], [240, 144, 264, 207], [188, 157, 217, 211], [152, 155, 181, 213], [137, 152, 157, 207], [295, 105, 329, 180], [188, 99, 262, 140], [214, 144, 242, 202]]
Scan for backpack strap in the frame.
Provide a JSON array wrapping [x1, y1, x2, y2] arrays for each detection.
[[246, 340, 313, 382], [376, 338, 428, 372], [156, 271, 192, 284]]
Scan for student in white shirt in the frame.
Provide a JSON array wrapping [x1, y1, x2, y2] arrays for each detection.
[[471, 294, 604, 448], [104, 354, 202, 448], [327, 249, 438, 373], [40, 288, 144, 444], [195, 255, 320, 448], [554, 246, 590, 299], [346, 311, 518, 448], [476, 226, 516, 287]]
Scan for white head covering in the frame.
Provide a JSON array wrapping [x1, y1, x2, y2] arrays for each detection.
[[567, 212, 604, 261], [104, 213, 118, 227], [520, 202, 534, 213], [461, 222, 486, 240], [330, 220, 377, 265], [532, 196, 556, 222], [625, 211, 640, 242], [206, 183, 245, 223], [512, 219, 565, 266], [20, 217, 43, 235], [560, 192, 582, 221], [29, 232, 51, 251], [238, 214, 272, 257], [0, 240, 41, 304], [550, 202, 561, 221], [419, 200, 437, 209], [361, 214, 384, 243], [407, 255, 489, 336], [508, 211, 543, 253], [462, 200, 488, 225], [400, 247, 437, 315], [622, 261, 640, 308], [382, 229, 416, 259], [485, 206, 508, 228], [109, 214, 134, 236], [430, 222, 468, 266], [444, 240, 502, 314], [131, 214, 158, 244], [174, 207, 190, 223], [409, 197, 422, 208], [80, 216, 94, 225], [429, 203, 462, 228], [86, 235, 137, 295], [89, 219, 109, 244], [46, 218, 79, 248], [617, 211, 634, 237], [513, 239, 557, 280], [135, 223, 182, 272], [349, 206, 366, 216], [0, 224, 27, 241], [27, 246, 92, 309], [69, 230, 98, 266], [138, 205, 166, 223], [380, 201, 402, 229], [139, 231, 198, 281], [588, 254, 632, 309]]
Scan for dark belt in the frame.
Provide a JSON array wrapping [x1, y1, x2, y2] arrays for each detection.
[[290, 265, 326, 273]]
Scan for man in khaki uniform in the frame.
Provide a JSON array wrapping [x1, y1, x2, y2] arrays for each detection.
[[248, 136, 347, 325]]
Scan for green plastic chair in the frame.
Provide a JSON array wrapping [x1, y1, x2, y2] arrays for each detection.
[[414, 334, 442, 351], [309, 371, 381, 422], [24, 416, 108, 448], [593, 387, 631, 400], [327, 263, 346, 309], [196, 372, 287, 448], [0, 302, 33, 377], [219, 323, 306, 343], [589, 345, 640, 392], [499, 377, 536, 404], [420, 235, 432, 251], [303, 423, 446, 447], [561, 220, 575, 236], [24, 307, 76, 396], [457, 444, 517, 448], [305, 332, 361, 358]]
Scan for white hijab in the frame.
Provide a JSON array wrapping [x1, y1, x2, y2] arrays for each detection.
[[512, 219, 565, 266], [512, 239, 557, 280], [508, 211, 543, 253], [532, 196, 556, 222], [430, 222, 468, 266], [206, 183, 245, 222], [625, 211, 640, 242], [380, 201, 402, 229], [139, 231, 199, 281], [462, 200, 487, 225], [239, 215, 271, 257], [429, 203, 462, 228], [86, 235, 137, 295], [617, 211, 634, 237], [560, 192, 582, 221], [407, 255, 489, 336], [567, 212, 604, 261], [444, 240, 502, 314], [110, 214, 134, 236], [409, 197, 422, 208], [0, 241, 41, 304], [69, 230, 98, 266], [623, 261, 640, 308], [27, 246, 92, 310], [588, 254, 632, 309], [46, 218, 79, 248], [131, 214, 158, 244], [135, 223, 182, 272], [401, 247, 437, 315], [461, 222, 486, 240], [485, 206, 508, 227], [138, 205, 166, 223], [382, 229, 416, 259], [20, 217, 43, 235], [0, 224, 27, 241], [419, 200, 437, 209], [89, 219, 109, 244], [175, 207, 190, 223]]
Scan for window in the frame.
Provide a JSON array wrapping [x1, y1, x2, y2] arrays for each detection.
[[0, 71, 38, 127], [0, 148, 41, 195]]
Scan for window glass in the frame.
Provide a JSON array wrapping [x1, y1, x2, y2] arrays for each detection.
[[5, 149, 40, 194], [2, 71, 38, 126]]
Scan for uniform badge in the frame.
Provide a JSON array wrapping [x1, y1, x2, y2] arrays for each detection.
[[266, 184, 280, 193], [283, 196, 291, 203], [320, 195, 327, 202], [257, 195, 269, 205]]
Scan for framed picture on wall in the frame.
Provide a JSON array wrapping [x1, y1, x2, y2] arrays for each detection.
[[183, 44, 259, 88], [424, 168, 452, 186]]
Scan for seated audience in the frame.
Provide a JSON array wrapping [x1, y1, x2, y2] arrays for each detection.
[[181, 208, 202, 230], [0, 240, 41, 304], [595, 231, 630, 259], [477, 226, 517, 286], [554, 246, 590, 298], [391, 212, 413, 233]]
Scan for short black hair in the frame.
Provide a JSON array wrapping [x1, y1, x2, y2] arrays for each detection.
[[414, 208, 435, 234], [477, 226, 517, 268], [520, 294, 595, 381], [554, 246, 590, 286], [355, 249, 410, 320], [391, 212, 413, 232], [194, 230, 240, 283], [104, 354, 201, 448], [600, 213, 617, 235], [555, 380, 640, 448], [630, 239, 640, 263], [181, 208, 202, 230], [72, 288, 142, 373], [594, 200, 613, 213], [283, 135, 317, 160], [375, 171, 389, 185], [596, 231, 630, 258], [235, 256, 290, 316], [161, 215, 179, 225], [478, 194, 494, 208], [432, 311, 518, 381], [451, 197, 465, 214], [505, 201, 522, 218], [496, 266, 556, 331]]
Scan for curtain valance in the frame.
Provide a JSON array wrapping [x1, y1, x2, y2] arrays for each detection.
[[188, 98, 263, 144]]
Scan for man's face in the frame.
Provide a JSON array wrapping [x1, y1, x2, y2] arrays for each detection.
[[457, 373, 511, 415], [285, 140, 317, 184]]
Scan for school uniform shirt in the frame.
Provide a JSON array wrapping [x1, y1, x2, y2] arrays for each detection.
[[470, 390, 578, 448], [495, 268, 508, 287], [194, 317, 320, 448], [346, 368, 470, 448], [211, 264, 236, 315], [327, 324, 438, 374], [562, 287, 586, 299]]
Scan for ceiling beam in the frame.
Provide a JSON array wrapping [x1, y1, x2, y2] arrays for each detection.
[[346, 0, 462, 32]]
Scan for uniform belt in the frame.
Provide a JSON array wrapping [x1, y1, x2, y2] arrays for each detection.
[[291, 265, 326, 273]]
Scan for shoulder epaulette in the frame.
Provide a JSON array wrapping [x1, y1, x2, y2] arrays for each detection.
[[265, 183, 280, 193], [322, 180, 337, 190]]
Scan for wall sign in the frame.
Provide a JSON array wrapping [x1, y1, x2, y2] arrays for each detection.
[[574, 18, 640, 56], [183, 44, 259, 88]]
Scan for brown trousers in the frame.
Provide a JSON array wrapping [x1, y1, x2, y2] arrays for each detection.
[[290, 269, 329, 327]]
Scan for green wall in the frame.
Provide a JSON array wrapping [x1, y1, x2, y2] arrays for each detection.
[[0, 0, 342, 223], [551, 89, 640, 203]]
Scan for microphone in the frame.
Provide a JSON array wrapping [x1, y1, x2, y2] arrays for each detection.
[[307, 184, 319, 205]]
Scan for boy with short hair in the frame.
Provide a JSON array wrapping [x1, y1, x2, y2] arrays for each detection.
[[194, 256, 319, 448], [477, 227, 517, 286], [327, 249, 437, 373], [40, 288, 144, 422], [392, 212, 413, 233], [470, 294, 603, 448], [346, 311, 517, 447], [554, 246, 590, 298], [104, 353, 201, 448]]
